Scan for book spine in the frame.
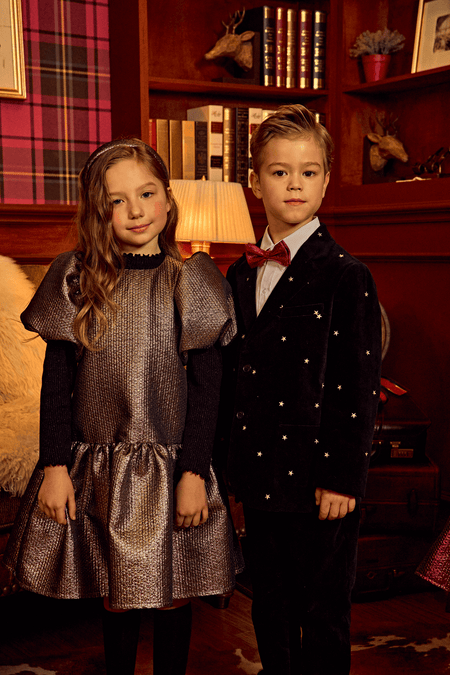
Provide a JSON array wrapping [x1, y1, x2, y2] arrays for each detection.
[[248, 107, 263, 186], [169, 119, 182, 180], [223, 107, 236, 183], [262, 6, 275, 87], [181, 120, 195, 180], [155, 119, 169, 171], [149, 118, 157, 151], [314, 112, 326, 127], [235, 107, 249, 187], [275, 7, 286, 88], [194, 121, 207, 180], [298, 9, 312, 89], [187, 106, 223, 180], [286, 8, 297, 89], [313, 11, 327, 90]]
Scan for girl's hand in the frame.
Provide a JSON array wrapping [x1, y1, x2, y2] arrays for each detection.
[[38, 465, 76, 525], [174, 471, 208, 528]]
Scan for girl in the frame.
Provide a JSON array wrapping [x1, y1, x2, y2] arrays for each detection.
[[4, 139, 243, 674]]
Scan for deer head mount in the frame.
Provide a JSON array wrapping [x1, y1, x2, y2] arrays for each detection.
[[359, 111, 409, 172], [204, 9, 255, 71]]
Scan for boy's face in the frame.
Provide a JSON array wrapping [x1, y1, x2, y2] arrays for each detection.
[[251, 135, 330, 243]]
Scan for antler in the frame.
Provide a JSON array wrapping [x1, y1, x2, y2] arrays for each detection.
[[222, 8, 245, 34]]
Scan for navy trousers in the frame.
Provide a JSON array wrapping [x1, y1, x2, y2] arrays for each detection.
[[243, 504, 360, 675]]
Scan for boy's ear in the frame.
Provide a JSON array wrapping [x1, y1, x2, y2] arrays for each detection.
[[322, 172, 330, 198], [250, 171, 262, 199]]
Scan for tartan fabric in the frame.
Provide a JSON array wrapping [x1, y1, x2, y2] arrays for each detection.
[[0, 0, 111, 205]]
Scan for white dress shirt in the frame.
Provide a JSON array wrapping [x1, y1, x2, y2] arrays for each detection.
[[255, 217, 321, 315]]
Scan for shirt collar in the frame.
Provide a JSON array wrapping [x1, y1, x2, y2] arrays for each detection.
[[261, 217, 321, 259]]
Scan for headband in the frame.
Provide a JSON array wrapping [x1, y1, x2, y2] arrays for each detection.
[[84, 139, 169, 180]]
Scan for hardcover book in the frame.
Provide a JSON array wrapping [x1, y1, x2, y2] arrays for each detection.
[[298, 9, 312, 89], [240, 5, 275, 87], [187, 105, 223, 181], [286, 8, 297, 89], [194, 121, 208, 180], [181, 120, 195, 180], [235, 107, 249, 186], [275, 7, 287, 87], [223, 107, 236, 183], [313, 11, 327, 90], [248, 107, 263, 186], [169, 119, 182, 180]]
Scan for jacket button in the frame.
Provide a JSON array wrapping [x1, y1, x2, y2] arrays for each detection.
[[236, 411, 245, 419], [243, 364, 251, 372]]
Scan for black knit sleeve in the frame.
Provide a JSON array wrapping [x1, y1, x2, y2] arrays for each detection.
[[38, 340, 77, 468], [178, 342, 222, 480]]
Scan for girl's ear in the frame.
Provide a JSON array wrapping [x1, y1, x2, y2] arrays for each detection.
[[250, 171, 262, 199]]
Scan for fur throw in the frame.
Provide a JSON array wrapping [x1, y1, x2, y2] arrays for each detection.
[[0, 256, 45, 496]]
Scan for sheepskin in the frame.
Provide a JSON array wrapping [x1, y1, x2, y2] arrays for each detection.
[[0, 255, 46, 496]]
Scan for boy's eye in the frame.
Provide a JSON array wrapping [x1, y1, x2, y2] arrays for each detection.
[[273, 170, 287, 177], [304, 170, 317, 177]]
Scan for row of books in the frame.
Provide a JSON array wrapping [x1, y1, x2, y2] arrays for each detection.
[[149, 105, 326, 186], [239, 5, 327, 89]]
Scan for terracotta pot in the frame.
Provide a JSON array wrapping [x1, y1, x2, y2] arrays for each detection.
[[362, 54, 391, 82]]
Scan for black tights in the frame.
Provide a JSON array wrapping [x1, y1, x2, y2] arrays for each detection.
[[102, 601, 192, 675]]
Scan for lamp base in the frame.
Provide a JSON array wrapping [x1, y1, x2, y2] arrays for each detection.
[[191, 241, 211, 255]]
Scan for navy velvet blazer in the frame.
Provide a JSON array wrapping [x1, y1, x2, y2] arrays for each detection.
[[223, 224, 382, 513]]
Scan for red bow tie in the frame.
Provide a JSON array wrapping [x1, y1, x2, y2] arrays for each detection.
[[245, 240, 291, 268]]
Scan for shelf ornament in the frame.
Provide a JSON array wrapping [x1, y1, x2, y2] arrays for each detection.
[[204, 8, 255, 71], [349, 28, 405, 82], [358, 111, 409, 176]]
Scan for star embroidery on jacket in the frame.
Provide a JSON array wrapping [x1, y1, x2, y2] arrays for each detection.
[[316, 313, 322, 319], [366, 350, 370, 355], [288, 470, 294, 476], [351, 413, 357, 418], [243, 426, 247, 430], [337, 385, 342, 390], [281, 336, 287, 341], [265, 494, 270, 499], [252, 370, 256, 374], [279, 401, 284, 406], [280, 304, 284, 309], [339, 254, 344, 258], [324, 452, 329, 457], [289, 277, 294, 282], [322, 383, 325, 388], [257, 451, 263, 457], [282, 435, 288, 440], [373, 390, 377, 395], [304, 358, 310, 364], [315, 403, 319, 408], [314, 310, 319, 315], [365, 292, 369, 297], [365, 452, 369, 456], [334, 331, 339, 336], [314, 439, 319, 444], [318, 232, 323, 237]]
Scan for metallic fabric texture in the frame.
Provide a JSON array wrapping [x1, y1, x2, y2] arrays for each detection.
[[5, 251, 242, 609], [416, 517, 450, 591]]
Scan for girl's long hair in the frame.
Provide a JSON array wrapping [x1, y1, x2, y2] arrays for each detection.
[[74, 138, 181, 350]]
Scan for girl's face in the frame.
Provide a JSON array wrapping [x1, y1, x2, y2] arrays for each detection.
[[105, 158, 171, 255]]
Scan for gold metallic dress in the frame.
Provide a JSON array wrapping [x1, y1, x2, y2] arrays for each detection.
[[4, 250, 243, 609]]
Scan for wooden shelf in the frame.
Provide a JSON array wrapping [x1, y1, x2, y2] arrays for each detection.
[[343, 65, 450, 96], [148, 76, 328, 101]]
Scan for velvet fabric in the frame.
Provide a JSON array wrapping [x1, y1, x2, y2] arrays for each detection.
[[224, 224, 382, 512]]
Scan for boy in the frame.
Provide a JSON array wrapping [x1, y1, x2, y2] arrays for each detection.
[[223, 105, 381, 674]]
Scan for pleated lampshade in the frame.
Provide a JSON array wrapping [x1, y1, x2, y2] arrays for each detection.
[[170, 179, 256, 254]]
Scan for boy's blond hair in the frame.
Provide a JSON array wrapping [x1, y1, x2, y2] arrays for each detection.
[[250, 104, 334, 175]]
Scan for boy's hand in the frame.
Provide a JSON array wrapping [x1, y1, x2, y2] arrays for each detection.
[[38, 465, 76, 525], [315, 487, 356, 521], [175, 471, 209, 528]]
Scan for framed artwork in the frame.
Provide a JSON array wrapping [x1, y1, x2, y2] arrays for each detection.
[[0, 0, 26, 99], [412, 0, 450, 72]]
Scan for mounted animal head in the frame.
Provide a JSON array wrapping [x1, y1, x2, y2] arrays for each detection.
[[204, 9, 255, 72], [366, 112, 408, 172]]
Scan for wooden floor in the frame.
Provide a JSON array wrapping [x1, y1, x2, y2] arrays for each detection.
[[1, 586, 450, 674]]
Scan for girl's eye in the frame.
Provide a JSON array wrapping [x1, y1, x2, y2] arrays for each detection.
[[142, 191, 153, 198], [112, 198, 123, 205]]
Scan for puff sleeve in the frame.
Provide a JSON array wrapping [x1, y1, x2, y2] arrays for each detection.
[[174, 252, 237, 354], [20, 251, 82, 346]]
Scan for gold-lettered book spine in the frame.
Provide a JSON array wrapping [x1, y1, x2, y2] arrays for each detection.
[[286, 8, 297, 89], [298, 9, 312, 89]]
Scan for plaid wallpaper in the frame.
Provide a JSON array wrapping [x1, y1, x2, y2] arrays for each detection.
[[0, 0, 111, 204]]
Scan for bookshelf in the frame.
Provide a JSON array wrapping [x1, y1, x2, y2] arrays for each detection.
[[109, 0, 450, 221]]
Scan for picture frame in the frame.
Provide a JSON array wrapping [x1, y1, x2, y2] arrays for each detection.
[[0, 0, 26, 99], [412, 0, 450, 72]]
